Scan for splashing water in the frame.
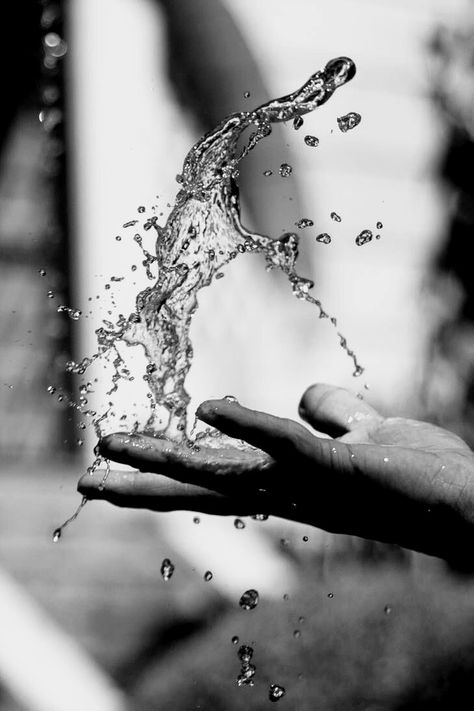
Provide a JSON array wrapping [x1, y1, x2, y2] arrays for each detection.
[[337, 111, 362, 132], [269, 684, 286, 702], [66, 56, 363, 451], [160, 558, 175, 581]]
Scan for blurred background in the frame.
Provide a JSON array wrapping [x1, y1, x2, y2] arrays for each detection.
[[2, 0, 474, 709]]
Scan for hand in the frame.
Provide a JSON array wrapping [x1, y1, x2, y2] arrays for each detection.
[[78, 384, 474, 562]]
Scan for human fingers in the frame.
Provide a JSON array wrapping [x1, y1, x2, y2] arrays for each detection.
[[77, 468, 268, 515], [197, 399, 319, 461], [298, 383, 383, 437]]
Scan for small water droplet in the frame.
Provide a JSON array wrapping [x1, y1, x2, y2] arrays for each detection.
[[298, 616, 305, 624], [47, 385, 56, 395], [115, 235, 122, 241], [39, 269, 47, 276], [263, 169, 273, 176], [251, 514, 269, 521], [52, 528, 61, 543], [232, 636, 239, 645], [327, 592, 334, 599], [137, 206, 146, 213], [353, 365, 364, 377], [355, 229, 373, 246], [279, 163, 292, 178], [293, 629, 301, 638], [269, 684, 286, 702], [337, 111, 361, 132], [234, 518, 246, 529], [283, 593, 289, 601], [293, 115, 304, 130], [193, 517, 200, 524], [330, 211, 342, 222], [302, 535, 309, 542], [304, 134, 319, 147], [384, 605, 392, 615], [47, 290, 54, 298], [123, 220, 138, 228], [160, 558, 175, 581], [376, 221, 383, 229], [244, 91, 250, 98], [375, 233, 381, 240], [295, 218, 314, 229], [239, 589, 259, 610], [316, 232, 331, 244], [383, 457, 389, 463], [204, 570, 213, 582]]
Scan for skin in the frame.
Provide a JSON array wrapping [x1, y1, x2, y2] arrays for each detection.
[[78, 384, 474, 563]]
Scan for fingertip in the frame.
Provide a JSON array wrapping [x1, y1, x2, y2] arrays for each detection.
[[196, 398, 241, 423]]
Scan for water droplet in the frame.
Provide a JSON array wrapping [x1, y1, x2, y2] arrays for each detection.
[[283, 593, 290, 601], [193, 516, 200, 524], [279, 163, 292, 178], [237, 664, 256, 686], [293, 629, 301, 638], [244, 91, 250, 98], [76, 439, 83, 446], [304, 135, 319, 147], [293, 115, 304, 130], [224, 395, 238, 403], [137, 206, 146, 213], [298, 616, 305, 624], [384, 605, 392, 615], [251, 514, 269, 521], [316, 232, 331, 244], [337, 111, 361, 132], [327, 592, 334, 599], [47, 290, 54, 299], [239, 589, 259, 610], [39, 269, 47, 276], [232, 636, 239, 645], [355, 229, 373, 246], [115, 235, 122, 241], [375, 233, 381, 240], [280, 538, 289, 547], [302, 535, 309, 542], [234, 518, 245, 529], [376, 221, 383, 229], [52, 528, 61, 543], [263, 169, 273, 176], [383, 457, 389, 463], [330, 211, 342, 222], [160, 558, 175, 581], [47, 385, 56, 395], [269, 684, 286, 702], [295, 218, 314, 229], [204, 570, 213, 582], [353, 365, 364, 377]]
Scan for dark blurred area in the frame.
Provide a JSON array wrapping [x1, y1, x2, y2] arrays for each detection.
[[1, 2, 474, 711]]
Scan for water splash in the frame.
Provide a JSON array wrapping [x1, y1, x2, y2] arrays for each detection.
[[69, 57, 364, 449], [304, 135, 319, 147], [236, 645, 256, 687], [269, 684, 286, 702], [160, 558, 175, 581], [52, 496, 88, 543]]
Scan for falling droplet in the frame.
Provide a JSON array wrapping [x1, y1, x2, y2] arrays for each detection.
[[302, 535, 309, 542], [263, 169, 273, 176], [298, 616, 305, 624], [295, 218, 314, 229], [316, 232, 331, 244], [239, 589, 259, 610], [52, 528, 61, 543], [355, 229, 373, 246], [123, 220, 138, 228], [47, 290, 54, 299], [279, 163, 292, 178], [293, 629, 301, 638], [232, 636, 239, 645], [39, 269, 47, 276], [244, 91, 250, 98], [160, 558, 175, 581], [193, 517, 200, 524], [353, 365, 364, 377], [137, 206, 146, 213], [376, 221, 383, 229], [383, 457, 389, 463], [115, 235, 122, 241], [337, 111, 361, 132], [47, 385, 56, 395], [327, 592, 334, 599], [304, 135, 319, 147], [330, 211, 342, 222], [293, 115, 304, 130], [204, 570, 213, 582], [384, 605, 392, 615], [234, 518, 245, 529], [269, 684, 286, 702], [251, 514, 269, 521]]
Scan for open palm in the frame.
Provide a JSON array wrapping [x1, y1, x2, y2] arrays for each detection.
[[79, 384, 474, 561]]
